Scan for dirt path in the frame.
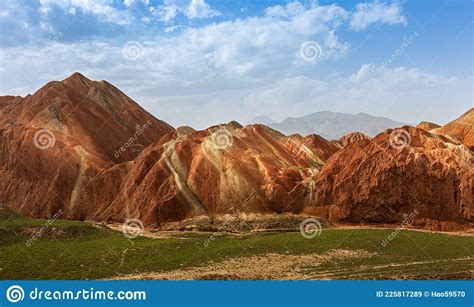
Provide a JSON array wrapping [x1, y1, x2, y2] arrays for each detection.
[[101, 223, 190, 239], [98, 222, 473, 239], [309, 257, 474, 279], [110, 249, 374, 280]]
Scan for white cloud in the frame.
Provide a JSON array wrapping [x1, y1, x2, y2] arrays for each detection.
[[244, 77, 327, 107], [350, 1, 407, 31], [70, 1, 341, 87], [152, 0, 220, 23], [2, 1, 469, 129], [241, 65, 470, 125], [186, 0, 220, 19], [264, 1, 306, 18], [123, 0, 136, 8], [39, 0, 134, 24], [123, 0, 149, 8], [0, 1, 352, 127]]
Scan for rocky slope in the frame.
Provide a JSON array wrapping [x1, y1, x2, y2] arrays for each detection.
[[92, 123, 338, 225], [300, 127, 473, 231], [433, 108, 474, 148], [0, 73, 172, 219], [334, 132, 370, 147], [1, 74, 472, 231], [416, 121, 440, 132], [0, 74, 337, 225]]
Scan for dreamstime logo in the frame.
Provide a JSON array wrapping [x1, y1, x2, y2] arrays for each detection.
[[26, 209, 63, 247], [379, 31, 419, 71], [122, 218, 144, 239], [211, 127, 233, 149], [6, 285, 25, 303], [25, 31, 63, 72], [299, 218, 322, 239], [389, 129, 411, 150], [33, 128, 56, 149], [206, 55, 215, 68], [122, 41, 143, 61], [299, 41, 322, 62], [114, 120, 152, 158]]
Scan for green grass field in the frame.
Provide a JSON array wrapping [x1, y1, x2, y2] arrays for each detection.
[[0, 206, 472, 280]]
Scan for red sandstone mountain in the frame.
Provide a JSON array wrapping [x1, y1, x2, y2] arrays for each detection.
[[282, 133, 340, 166], [0, 74, 472, 231], [91, 124, 341, 225], [0, 74, 336, 224], [433, 108, 474, 148], [300, 126, 473, 231], [0, 73, 172, 163], [0, 73, 172, 217], [335, 132, 370, 147], [416, 121, 440, 132]]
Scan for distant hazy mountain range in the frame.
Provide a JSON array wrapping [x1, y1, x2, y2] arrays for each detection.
[[245, 115, 275, 125], [249, 111, 409, 139]]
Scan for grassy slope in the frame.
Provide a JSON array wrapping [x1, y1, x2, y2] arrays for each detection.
[[0, 209, 472, 280]]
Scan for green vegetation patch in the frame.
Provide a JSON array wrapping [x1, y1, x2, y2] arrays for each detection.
[[0, 212, 472, 280]]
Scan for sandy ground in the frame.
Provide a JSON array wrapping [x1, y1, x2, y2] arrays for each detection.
[[100, 222, 474, 239], [101, 223, 190, 239], [314, 257, 474, 279], [110, 249, 375, 280]]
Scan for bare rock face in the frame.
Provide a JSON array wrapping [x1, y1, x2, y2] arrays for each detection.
[[301, 127, 473, 231], [1, 75, 472, 231], [97, 124, 328, 225], [433, 108, 474, 148], [335, 132, 370, 147], [282, 133, 340, 168], [0, 73, 172, 163], [416, 121, 440, 132], [0, 73, 173, 219]]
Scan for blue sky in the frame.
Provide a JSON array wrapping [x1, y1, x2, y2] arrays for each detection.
[[0, 0, 472, 128]]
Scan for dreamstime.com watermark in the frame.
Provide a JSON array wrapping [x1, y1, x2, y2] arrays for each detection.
[[210, 127, 233, 150], [379, 32, 419, 71], [299, 218, 322, 239], [122, 41, 144, 61], [33, 128, 56, 150], [5, 285, 146, 303], [300, 41, 322, 62], [25, 209, 63, 247], [25, 32, 64, 71], [122, 218, 144, 239], [114, 121, 153, 158], [381, 209, 419, 247], [389, 128, 411, 150]]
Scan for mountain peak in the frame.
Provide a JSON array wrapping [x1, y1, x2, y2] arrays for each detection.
[[61, 72, 94, 94], [245, 115, 275, 125], [462, 107, 474, 120], [269, 111, 407, 139], [416, 121, 440, 132], [434, 108, 474, 147], [64, 72, 91, 82]]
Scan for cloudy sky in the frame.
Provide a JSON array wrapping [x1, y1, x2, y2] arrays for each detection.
[[0, 0, 472, 129]]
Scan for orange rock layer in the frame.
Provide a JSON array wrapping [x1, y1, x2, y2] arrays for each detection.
[[1, 74, 472, 231]]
